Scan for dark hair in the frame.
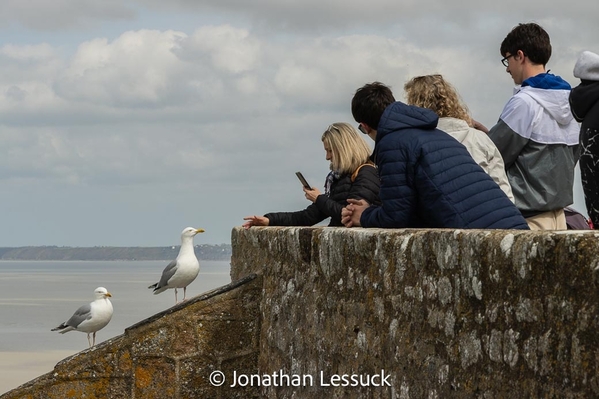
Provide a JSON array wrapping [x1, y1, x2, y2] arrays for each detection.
[[351, 82, 396, 129], [500, 22, 552, 66]]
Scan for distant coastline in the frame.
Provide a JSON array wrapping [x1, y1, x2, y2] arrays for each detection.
[[0, 244, 232, 261]]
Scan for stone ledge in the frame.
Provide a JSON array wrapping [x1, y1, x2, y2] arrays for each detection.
[[231, 227, 599, 398]]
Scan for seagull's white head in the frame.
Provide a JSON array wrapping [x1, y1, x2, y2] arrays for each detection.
[[94, 287, 112, 299], [181, 227, 205, 238]]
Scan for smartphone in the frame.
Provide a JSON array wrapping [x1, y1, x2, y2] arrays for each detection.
[[295, 172, 312, 189]]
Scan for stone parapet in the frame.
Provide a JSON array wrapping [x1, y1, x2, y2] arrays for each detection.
[[231, 227, 599, 398]]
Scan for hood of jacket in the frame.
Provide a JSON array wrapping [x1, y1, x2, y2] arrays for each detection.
[[376, 101, 438, 144], [436, 117, 471, 143], [570, 80, 599, 122], [518, 73, 574, 125]]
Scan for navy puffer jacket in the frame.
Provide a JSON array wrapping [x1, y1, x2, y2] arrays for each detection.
[[360, 102, 529, 229]]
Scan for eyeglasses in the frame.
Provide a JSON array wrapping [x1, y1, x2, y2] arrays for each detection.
[[501, 54, 514, 67], [358, 124, 368, 134]]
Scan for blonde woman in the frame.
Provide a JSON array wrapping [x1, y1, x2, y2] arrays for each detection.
[[404, 74, 515, 202], [243, 123, 380, 227]]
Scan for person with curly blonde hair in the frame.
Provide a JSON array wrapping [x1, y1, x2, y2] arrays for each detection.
[[404, 74, 514, 202], [404, 74, 472, 123]]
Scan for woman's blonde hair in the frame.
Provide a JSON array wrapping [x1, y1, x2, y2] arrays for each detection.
[[322, 122, 372, 174], [404, 74, 472, 126]]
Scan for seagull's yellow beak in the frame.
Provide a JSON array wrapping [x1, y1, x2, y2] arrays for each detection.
[[105, 292, 112, 298], [195, 228, 205, 234]]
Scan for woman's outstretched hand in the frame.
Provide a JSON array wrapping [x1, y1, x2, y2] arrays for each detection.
[[242, 215, 270, 229]]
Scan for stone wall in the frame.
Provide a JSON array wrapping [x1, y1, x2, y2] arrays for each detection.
[[231, 227, 599, 398], [5, 227, 599, 398]]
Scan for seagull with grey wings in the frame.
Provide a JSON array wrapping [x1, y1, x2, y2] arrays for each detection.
[[148, 227, 205, 304], [51, 287, 113, 348]]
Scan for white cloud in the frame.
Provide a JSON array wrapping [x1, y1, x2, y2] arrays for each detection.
[[55, 30, 188, 107], [0, 43, 65, 114], [1, 43, 56, 60], [180, 25, 261, 74]]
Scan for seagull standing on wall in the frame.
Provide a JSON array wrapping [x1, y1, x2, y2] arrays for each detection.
[[148, 227, 205, 304], [51, 287, 113, 348]]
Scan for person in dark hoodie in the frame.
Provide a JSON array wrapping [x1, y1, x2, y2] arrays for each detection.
[[340, 82, 528, 230], [488, 23, 580, 230], [570, 50, 599, 228], [243, 122, 380, 228]]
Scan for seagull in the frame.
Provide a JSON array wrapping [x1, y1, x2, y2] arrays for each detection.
[[51, 287, 113, 348], [148, 227, 205, 304]]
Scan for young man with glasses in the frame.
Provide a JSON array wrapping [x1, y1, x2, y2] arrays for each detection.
[[341, 82, 528, 230], [488, 22, 580, 230]]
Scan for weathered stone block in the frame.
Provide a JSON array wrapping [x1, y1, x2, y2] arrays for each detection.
[[44, 378, 129, 399], [179, 355, 220, 398], [53, 340, 131, 379], [218, 352, 261, 399], [196, 319, 259, 357], [134, 357, 176, 399]]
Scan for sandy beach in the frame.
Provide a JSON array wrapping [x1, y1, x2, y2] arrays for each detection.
[[0, 350, 74, 394]]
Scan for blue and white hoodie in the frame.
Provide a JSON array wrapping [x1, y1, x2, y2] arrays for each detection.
[[488, 73, 580, 215]]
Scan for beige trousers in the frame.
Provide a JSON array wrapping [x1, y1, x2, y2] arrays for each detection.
[[525, 209, 567, 230]]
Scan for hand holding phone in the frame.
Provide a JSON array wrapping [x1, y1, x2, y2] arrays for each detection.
[[295, 172, 311, 189]]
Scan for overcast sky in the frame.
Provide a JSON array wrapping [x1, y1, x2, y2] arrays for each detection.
[[1, 1, 597, 247]]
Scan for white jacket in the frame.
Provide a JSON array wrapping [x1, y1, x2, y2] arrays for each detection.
[[437, 117, 515, 203], [488, 75, 580, 213]]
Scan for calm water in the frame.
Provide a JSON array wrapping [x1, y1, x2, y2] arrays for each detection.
[[0, 260, 231, 352]]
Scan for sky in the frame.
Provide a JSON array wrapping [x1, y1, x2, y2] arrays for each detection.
[[1, 1, 597, 247]]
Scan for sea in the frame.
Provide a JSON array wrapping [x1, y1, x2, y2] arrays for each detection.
[[0, 259, 231, 394]]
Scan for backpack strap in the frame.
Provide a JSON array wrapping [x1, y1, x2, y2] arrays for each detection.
[[351, 162, 375, 182]]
